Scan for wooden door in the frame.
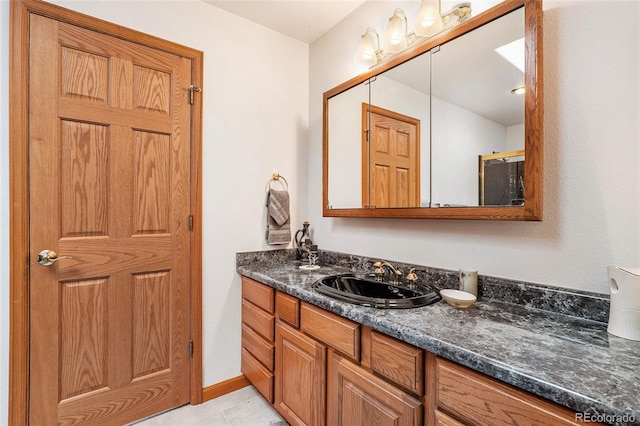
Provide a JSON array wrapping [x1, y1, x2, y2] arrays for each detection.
[[28, 14, 192, 425], [275, 322, 326, 426], [363, 104, 420, 208], [329, 352, 422, 426]]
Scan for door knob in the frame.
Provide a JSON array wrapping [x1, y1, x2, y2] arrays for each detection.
[[37, 250, 73, 266]]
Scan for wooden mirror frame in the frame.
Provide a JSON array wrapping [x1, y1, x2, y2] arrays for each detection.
[[322, 0, 542, 220]]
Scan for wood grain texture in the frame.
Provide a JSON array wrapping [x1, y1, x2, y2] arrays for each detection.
[[329, 351, 423, 426], [276, 291, 300, 328], [275, 322, 326, 426], [59, 279, 109, 401], [132, 271, 171, 378], [60, 120, 109, 238], [60, 46, 109, 103], [242, 277, 275, 313], [300, 302, 360, 361], [133, 131, 170, 234], [242, 299, 275, 342], [242, 323, 275, 371], [436, 357, 584, 426], [202, 376, 250, 402], [241, 348, 274, 403], [368, 330, 424, 396], [434, 410, 466, 426]]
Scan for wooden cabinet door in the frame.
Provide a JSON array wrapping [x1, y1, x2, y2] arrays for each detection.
[[275, 322, 326, 426], [329, 351, 423, 426]]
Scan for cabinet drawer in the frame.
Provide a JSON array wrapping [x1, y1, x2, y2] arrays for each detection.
[[242, 276, 275, 313], [241, 348, 274, 403], [276, 291, 299, 327], [436, 357, 582, 426], [242, 323, 274, 371], [242, 299, 275, 341], [300, 302, 360, 360], [367, 330, 424, 396]]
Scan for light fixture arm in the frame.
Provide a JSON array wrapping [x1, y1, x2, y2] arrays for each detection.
[[441, 2, 472, 25]]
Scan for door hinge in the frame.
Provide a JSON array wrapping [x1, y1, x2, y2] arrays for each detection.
[[189, 85, 202, 105], [188, 215, 194, 231], [189, 339, 193, 358]]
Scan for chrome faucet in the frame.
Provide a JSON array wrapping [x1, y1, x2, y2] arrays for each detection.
[[373, 261, 403, 284]]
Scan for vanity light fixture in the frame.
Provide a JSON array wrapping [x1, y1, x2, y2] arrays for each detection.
[[415, 0, 471, 37], [354, 27, 385, 68], [355, 1, 471, 68]]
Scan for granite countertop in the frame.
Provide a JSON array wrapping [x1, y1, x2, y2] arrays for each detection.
[[237, 250, 640, 426]]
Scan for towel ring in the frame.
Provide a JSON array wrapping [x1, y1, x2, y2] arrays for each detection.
[[268, 173, 288, 191]]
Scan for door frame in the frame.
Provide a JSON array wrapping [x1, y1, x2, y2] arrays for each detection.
[[9, 1, 204, 424]]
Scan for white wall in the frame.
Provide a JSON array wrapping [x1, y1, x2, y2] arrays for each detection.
[[310, 0, 640, 293], [431, 96, 506, 206], [0, 0, 308, 419]]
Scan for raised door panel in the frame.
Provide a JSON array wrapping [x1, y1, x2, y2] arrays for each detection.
[[329, 351, 423, 426], [275, 322, 326, 426]]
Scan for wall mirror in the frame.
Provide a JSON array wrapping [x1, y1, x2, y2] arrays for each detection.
[[323, 0, 542, 220]]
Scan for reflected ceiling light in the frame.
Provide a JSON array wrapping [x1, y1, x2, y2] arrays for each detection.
[[415, 0, 471, 37], [354, 27, 385, 68], [511, 86, 525, 95], [384, 9, 410, 53], [496, 37, 525, 73]]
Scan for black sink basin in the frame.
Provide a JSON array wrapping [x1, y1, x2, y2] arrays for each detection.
[[313, 274, 441, 309]]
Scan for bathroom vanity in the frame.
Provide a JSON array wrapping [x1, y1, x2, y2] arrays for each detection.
[[237, 250, 640, 426]]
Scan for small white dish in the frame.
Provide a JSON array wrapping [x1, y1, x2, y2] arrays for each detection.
[[440, 289, 476, 308], [299, 265, 321, 270]]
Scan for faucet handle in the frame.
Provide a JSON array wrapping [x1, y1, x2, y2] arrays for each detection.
[[406, 268, 426, 288], [373, 262, 385, 281], [406, 268, 419, 283]]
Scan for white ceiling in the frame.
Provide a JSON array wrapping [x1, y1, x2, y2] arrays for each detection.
[[202, 0, 367, 43]]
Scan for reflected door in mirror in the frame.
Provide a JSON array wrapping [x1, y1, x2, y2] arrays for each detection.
[[364, 104, 421, 208]]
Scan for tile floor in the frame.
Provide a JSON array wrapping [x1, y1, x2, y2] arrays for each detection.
[[132, 386, 288, 426]]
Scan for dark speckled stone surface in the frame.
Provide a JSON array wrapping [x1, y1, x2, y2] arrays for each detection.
[[237, 249, 640, 425]]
